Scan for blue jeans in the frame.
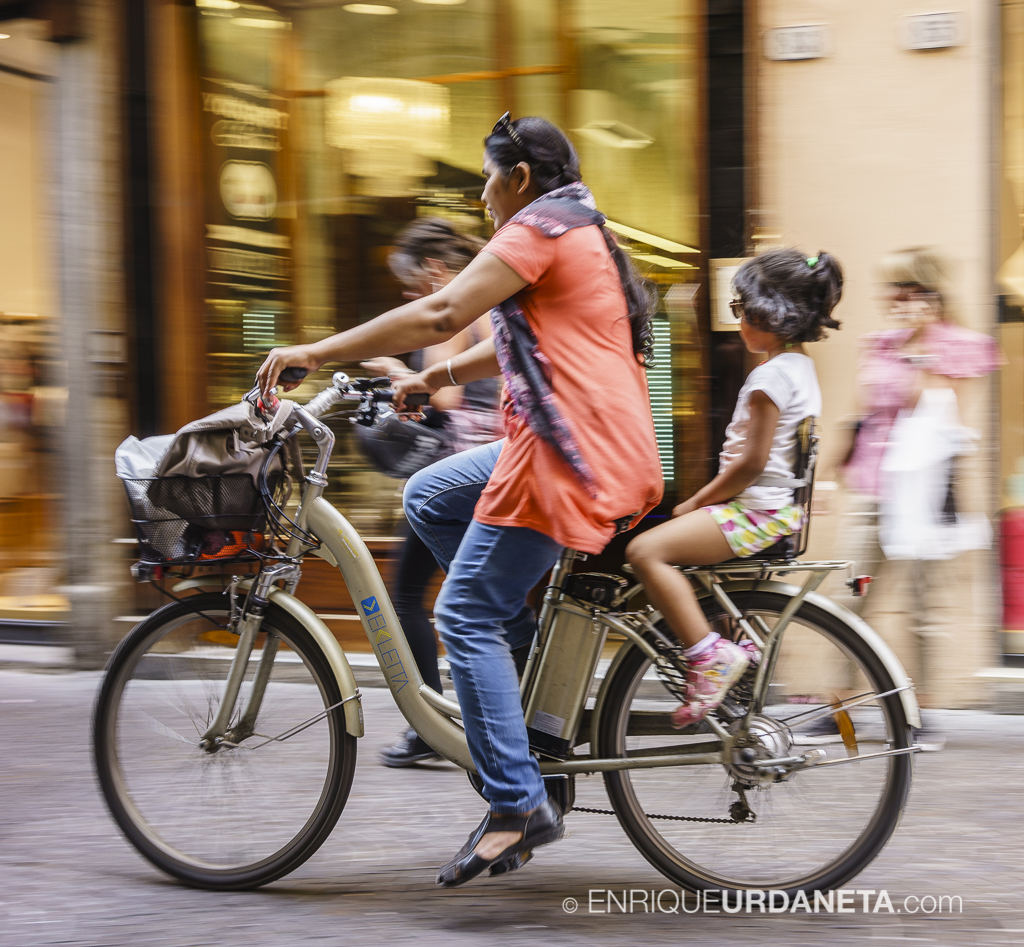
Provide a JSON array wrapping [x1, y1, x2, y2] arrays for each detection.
[[403, 440, 562, 814]]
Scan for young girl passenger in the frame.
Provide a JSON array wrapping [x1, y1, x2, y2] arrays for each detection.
[[627, 249, 843, 728]]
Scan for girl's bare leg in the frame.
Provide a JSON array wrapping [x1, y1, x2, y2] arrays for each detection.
[[626, 510, 732, 649]]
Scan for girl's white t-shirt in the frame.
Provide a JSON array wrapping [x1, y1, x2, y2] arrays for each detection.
[[718, 352, 821, 510]]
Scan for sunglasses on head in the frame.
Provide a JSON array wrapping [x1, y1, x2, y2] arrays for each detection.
[[492, 111, 529, 155]]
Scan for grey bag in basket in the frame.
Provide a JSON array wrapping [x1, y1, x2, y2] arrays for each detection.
[[148, 400, 298, 528]]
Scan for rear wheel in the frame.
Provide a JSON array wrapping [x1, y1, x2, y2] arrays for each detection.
[[597, 589, 912, 894], [93, 592, 356, 890]]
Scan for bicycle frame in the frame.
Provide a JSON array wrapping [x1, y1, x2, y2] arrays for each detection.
[[178, 392, 920, 779], [302, 500, 737, 775]]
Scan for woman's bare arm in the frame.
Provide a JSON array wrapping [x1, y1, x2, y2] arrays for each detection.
[[392, 337, 500, 410], [257, 252, 523, 396], [415, 316, 492, 411]]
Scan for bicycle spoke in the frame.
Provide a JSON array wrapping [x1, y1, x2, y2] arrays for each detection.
[[136, 709, 196, 746]]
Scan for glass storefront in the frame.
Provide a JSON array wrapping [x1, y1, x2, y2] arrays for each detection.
[[195, 0, 702, 533], [0, 65, 62, 616]]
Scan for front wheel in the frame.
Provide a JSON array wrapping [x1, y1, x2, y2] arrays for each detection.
[[597, 589, 912, 894], [93, 592, 357, 890]]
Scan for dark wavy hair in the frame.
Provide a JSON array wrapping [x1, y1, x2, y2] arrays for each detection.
[[484, 116, 658, 364], [389, 217, 485, 285], [733, 248, 843, 343]]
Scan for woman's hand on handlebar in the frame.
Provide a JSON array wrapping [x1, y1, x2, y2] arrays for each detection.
[[391, 371, 439, 412], [257, 345, 322, 398]]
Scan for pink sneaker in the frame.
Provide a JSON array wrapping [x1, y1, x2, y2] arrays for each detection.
[[670, 639, 751, 729], [736, 639, 761, 664]]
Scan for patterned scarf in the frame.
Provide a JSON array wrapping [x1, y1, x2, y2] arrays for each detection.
[[489, 182, 610, 497]]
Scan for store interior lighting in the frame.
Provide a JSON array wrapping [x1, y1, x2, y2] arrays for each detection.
[[326, 76, 450, 195], [413, 0, 468, 5], [604, 220, 697, 255], [343, 3, 399, 13], [234, 17, 290, 29], [196, 0, 240, 8]]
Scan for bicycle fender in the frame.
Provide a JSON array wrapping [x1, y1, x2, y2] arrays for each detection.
[[170, 576, 364, 738], [697, 579, 922, 729], [590, 630, 646, 749], [261, 588, 365, 738]]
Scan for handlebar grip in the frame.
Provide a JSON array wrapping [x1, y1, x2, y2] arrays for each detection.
[[279, 367, 309, 384], [376, 390, 430, 407]]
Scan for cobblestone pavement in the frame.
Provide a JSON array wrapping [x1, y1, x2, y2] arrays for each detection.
[[2, 668, 1023, 947]]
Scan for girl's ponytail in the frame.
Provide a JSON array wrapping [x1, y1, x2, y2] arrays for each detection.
[[807, 251, 842, 336]]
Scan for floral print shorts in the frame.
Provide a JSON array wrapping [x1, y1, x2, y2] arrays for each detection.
[[704, 500, 807, 558]]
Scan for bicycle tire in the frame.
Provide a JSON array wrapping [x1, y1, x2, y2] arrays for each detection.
[[93, 592, 357, 890], [597, 589, 912, 895]]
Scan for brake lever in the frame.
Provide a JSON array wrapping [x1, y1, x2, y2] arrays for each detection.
[[243, 385, 277, 423]]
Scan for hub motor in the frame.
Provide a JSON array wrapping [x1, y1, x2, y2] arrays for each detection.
[[727, 715, 792, 786]]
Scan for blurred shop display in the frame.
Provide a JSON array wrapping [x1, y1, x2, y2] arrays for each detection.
[[0, 312, 63, 619], [190, 0, 703, 541], [1002, 460, 1024, 639]]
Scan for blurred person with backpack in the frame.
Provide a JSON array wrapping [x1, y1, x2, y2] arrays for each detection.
[[359, 218, 503, 767]]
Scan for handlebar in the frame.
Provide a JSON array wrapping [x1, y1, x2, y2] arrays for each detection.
[[249, 370, 432, 515], [284, 371, 430, 422], [277, 367, 428, 406], [387, 391, 431, 406], [277, 367, 426, 403]]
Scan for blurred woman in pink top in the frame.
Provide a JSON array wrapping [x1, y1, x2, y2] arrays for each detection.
[[831, 248, 1001, 743]]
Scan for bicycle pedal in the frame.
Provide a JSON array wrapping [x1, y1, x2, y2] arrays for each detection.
[[489, 849, 533, 876]]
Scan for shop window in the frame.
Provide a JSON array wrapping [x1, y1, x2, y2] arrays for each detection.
[[196, 0, 702, 532]]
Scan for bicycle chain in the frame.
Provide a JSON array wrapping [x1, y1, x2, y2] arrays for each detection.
[[571, 805, 740, 825]]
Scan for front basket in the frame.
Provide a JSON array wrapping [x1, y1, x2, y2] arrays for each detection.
[[121, 474, 276, 564]]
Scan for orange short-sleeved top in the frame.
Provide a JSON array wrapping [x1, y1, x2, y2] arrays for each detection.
[[475, 222, 664, 553]]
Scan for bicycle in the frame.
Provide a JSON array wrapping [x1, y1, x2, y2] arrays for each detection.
[[93, 371, 922, 894]]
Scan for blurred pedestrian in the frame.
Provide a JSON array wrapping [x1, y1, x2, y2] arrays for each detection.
[[831, 248, 1001, 741], [359, 218, 503, 767]]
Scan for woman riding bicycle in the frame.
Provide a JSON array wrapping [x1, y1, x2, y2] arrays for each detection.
[[257, 114, 662, 887]]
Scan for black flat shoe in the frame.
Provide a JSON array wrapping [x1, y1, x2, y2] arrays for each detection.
[[378, 728, 441, 768], [443, 812, 533, 878], [436, 798, 563, 888]]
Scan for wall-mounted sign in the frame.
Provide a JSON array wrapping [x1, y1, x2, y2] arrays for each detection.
[[764, 25, 831, 62], [710, 258, 748, 332], [901, 12, 965, 50], [201, 76, 291, 304], [219, 161, 278, 220]]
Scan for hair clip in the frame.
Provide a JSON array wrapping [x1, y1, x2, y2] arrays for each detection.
[[806, 256, 819, 267]]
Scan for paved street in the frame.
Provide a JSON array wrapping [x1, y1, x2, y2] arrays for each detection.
[[2, 668, 1024, 947]]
